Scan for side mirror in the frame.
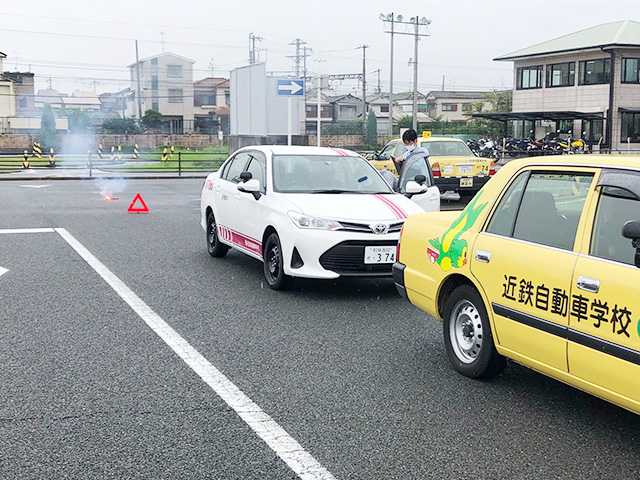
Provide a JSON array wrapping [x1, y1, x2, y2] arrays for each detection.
[[239, 171, 252, 182], [622, 220, 640, 268], [405, 180, 429, 196], [414, 174, 427, 185], [237, 178, 261, 200]]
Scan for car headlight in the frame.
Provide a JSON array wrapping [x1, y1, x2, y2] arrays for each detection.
[[288, 211, 343, 230]]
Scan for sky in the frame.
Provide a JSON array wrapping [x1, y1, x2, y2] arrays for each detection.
[[0, 0, 637, 97]]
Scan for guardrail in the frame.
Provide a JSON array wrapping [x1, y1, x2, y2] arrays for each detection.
[[0, 151, 225, 177]]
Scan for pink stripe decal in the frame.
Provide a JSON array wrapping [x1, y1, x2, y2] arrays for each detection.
[[219, 224, 262, 255], [374, 194, 407, 219], [328, 148, 348, 157]]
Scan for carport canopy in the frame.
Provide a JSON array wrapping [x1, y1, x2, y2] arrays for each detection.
[[468, 111, 605, 122]]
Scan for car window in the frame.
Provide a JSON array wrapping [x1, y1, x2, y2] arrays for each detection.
[[425, 140, 474, 157], [378, 141, 397, 160], [272, 155, 391, 193], [590, 186, 640, 264], [245, 155, 266, 192], [398, 154, 432, 194], [222, 152, 250, 183], [512, 172, 594, 250], [485, 171, 530, 237]]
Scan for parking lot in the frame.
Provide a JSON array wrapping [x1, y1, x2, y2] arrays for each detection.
[[2, 178, 640, 479]]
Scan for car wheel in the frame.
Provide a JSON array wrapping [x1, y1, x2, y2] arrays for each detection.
[[263, 233, 292, 290], [206, 211, 229, 258], [443, 285, 506, 379]]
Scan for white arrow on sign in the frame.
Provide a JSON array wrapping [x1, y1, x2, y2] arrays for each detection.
[[0, 267, 7, 278], [277, 81, 303, 95]]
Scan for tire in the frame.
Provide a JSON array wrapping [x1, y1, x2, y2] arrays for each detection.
[[263, 233, 292, 290], [206, 211, 229, 258], [443, 285, 506, 379]]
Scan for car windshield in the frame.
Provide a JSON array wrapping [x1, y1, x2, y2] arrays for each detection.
[[272, 155, 393, 194], [425, 141, 474, 157]]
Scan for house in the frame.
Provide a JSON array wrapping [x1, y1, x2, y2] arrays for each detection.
[[3, 71, 35, 115], [304, 90, 333, 134], [0, 52, 16, 132], [494, 20, 640, 151], [366, 94, 404, 135], [393, 91, 429, 120], [194, 77, 230, 134], [327, 93, 365, 123], [129, 52, 195, 134], [425, 91, 492, 124]]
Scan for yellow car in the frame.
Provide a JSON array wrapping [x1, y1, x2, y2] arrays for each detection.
[[393, 155, 640, 415], [370, 137, 495, 197]]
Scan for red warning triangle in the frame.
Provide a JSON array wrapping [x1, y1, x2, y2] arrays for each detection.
[[127, 193, 149, 213]]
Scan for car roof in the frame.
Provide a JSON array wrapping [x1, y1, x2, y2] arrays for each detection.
[[235, 145, 361, 157], [498, 154, 640, 173], [389, 136, 465, 144]]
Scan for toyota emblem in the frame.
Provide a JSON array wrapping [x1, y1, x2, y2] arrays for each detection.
[[373, 223, 388, 235]]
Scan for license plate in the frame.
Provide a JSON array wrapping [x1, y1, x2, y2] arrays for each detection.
[[364, 246, 396, 264], [460, 178, 473, 187], [458, 165, 473, 174]]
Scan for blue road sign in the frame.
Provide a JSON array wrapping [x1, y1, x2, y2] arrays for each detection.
[[277, 79, 304, 96]]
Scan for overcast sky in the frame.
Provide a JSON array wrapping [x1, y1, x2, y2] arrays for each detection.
[[0, 0, 636, 96]]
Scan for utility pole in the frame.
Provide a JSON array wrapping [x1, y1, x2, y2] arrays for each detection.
[[287, 38, 307, 77], [380, 13, 431, 134], [357, 45, 368, 136], [249, 32, 263, 64], [135, 40, 143, 119], [374, 69, 382, 95], [302, 46, 312, 84]]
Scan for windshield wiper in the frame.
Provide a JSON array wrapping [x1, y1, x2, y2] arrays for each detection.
[[309, 189, 350, 194]]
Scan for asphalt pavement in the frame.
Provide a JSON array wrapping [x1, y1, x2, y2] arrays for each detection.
[[1, 179, 639, 479]]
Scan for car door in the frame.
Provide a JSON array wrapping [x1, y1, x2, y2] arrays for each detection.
[[371, 140, 400, 173], [471, 167, 595, 373], [568, 168, 640, 408], [232, 151, 267, 258], [215, 151, 252, 246], [396, 152, 440, 212]]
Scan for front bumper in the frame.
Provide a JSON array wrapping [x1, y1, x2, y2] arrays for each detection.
[[392, 262, 408, 300]]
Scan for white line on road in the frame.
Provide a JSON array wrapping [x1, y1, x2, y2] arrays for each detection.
[[0, 228, 56, 234], [54, 227, 335, 480], [19, 184, 51, 188], [0, 267, 7, 278]]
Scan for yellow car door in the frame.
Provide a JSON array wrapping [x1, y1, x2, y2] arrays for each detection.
[[568, 169, 640, 412], [471, 167, 596, 375]]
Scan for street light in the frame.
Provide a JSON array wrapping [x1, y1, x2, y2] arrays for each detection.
[[380, 13, 431, 133]]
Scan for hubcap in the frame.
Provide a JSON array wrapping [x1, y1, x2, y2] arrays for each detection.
[[268, 244, 280, 279], [208, 219, 216, 247], [449, 299, 484, 364]]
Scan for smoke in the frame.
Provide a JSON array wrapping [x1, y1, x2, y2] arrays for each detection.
[[94, 176, 126, 197]]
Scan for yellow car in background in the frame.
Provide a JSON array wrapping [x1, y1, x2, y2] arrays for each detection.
[[369, 137, 495, 197], [393, 155, 640, 415]]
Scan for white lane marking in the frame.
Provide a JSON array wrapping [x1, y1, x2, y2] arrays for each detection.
[[19, 184, 51, 189], [0, 267, 7, 278], [54, 227, 335, 480], [0, 228, 56, 234]]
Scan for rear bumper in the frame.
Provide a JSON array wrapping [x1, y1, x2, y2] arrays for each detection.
[[392, 262, 408, 300], [435, 175, 491, 194]]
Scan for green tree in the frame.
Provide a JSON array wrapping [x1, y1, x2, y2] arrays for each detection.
[[142, 109, 163, 130], [67, 109, 92, 134], [40, 103, 57, 149], [365, 110, 378, 146], [466, 90, 513, 138], [102, 117, 142, 134]]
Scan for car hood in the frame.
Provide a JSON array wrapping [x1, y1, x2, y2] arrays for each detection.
[[283, 193, 424, 221]]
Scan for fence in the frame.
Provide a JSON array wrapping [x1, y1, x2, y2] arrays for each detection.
[[0, 149, 225, 177]]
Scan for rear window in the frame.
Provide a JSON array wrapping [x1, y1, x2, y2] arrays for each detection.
[[424, 140, 474, 157]]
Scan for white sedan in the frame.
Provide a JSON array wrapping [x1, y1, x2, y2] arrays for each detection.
[[200, 146, 439, 289]]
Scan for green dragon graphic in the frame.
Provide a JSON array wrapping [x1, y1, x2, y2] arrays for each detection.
[[427, 193, 488, 271]]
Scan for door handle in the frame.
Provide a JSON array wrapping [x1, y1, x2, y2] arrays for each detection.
[[475, 250, 491, 263], [577, 275, 600, 294]]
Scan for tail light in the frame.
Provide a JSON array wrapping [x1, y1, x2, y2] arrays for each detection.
[[489, 161, 496, 176], [431, 162, 441, 177], [396, 224, 404, 263]]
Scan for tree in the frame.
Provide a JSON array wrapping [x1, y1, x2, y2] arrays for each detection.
[[142, 109, 163, 130], [102, 117, 142, 134], [365, 110, 378, 146], [466, 90, 513, 138], [67, 109, 92, 134], [40, 103, 57, 150]]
